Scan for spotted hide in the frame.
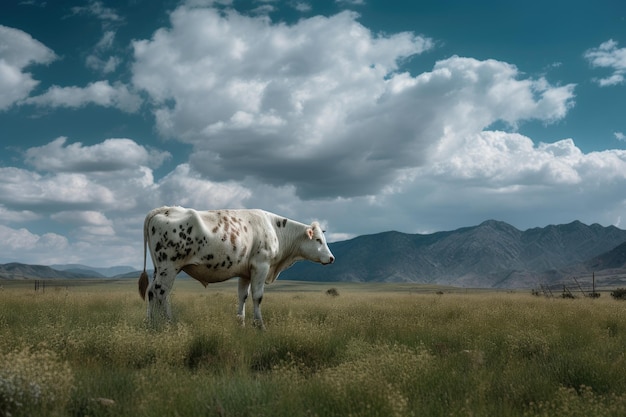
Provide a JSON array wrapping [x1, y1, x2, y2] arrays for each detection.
[[138, 206, 335, 328]]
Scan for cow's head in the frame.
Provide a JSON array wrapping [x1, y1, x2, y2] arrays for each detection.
[[303, 222, 335, 265]]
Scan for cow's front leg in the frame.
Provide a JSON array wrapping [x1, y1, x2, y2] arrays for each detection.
[[250, 263, 269, 330], [237, 277, 250, 326], [250, 265, 269, 330]]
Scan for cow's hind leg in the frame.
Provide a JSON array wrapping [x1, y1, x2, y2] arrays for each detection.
[[237, 277, 250, 326], [147, 266, 176, 323]]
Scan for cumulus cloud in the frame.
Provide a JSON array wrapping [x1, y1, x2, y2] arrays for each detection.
[[51, 210, 115, 236], [156, 164, 252, 209], [0, 223, 137, 266], [0, 25, 57, 110], [0, 167, 116, 211], [0, 224, 75, 265], [0, 206, 40, 223], [23, 80, 142, 112], [0, 137, 171, 214], [429, 131, 626, 186], [615, 131, 626, 142], [25, 137, 170, 173], [132, 7, 573, 199], [585, 39, 626, 87]]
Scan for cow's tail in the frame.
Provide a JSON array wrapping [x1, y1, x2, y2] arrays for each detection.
[[138, 210, 152, 300]]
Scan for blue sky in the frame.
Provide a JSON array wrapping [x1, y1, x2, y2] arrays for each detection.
[[1, 0, 625, 268]]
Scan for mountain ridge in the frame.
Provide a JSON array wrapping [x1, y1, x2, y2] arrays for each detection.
[[282, 219, 626, 288], [2, 220, 626, 288]]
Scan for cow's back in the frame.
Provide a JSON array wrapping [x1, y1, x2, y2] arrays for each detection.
[[148, 207, 273, 284]]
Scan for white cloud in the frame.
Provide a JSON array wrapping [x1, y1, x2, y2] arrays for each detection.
[[0, 206, 40, 223], [86, 55, 121, 73], [291, 2, 312, 12], [336, 0, 366, 5], [25, 137, 170, 173], [0, 167, 116, 210], [70, 0, 123, 25], [132, 6, 573, 199], [0, 137, 171, 214], [95, 30, 116, 50], [0, 223, 140, 266], [156, 164, 252, 209], [585, 39, 626, 87], [429, 131, 626, 187], [0, 25, 57, 110], [51, 210, 115, 236], [52, 210, 110, 225], [23, 80, 142, 112], [0, 224, 70, 264], [615, 131, 626, 141], [86, 30, 121, 73]]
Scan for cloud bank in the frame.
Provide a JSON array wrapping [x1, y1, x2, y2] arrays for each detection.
[[1, 4, 626, 267]]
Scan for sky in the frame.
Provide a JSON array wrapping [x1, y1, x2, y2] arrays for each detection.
[[1, 0, 626, 268]]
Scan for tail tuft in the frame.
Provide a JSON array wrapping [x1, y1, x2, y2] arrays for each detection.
[[138, 271, 149, 300]]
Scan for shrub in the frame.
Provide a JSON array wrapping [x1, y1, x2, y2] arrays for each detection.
[[326, 288, 339, 297], [611, 288, 626, 300]]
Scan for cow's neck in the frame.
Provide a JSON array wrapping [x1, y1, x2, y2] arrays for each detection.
[[274, 220, 307, 269]]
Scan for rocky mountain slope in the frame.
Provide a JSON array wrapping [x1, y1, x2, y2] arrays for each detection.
[[281, 220, 626, 288]]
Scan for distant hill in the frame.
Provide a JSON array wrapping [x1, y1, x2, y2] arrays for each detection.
[[3, 220, 626, 288], [51, 264, 135, 277], [281, 220, 626, 288], [0, 263, 98, 280]]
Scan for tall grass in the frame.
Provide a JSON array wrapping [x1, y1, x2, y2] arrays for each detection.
[[1, 282, 626, 416]]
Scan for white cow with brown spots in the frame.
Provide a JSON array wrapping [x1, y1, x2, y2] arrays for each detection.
[[138, 206, 335, 328]]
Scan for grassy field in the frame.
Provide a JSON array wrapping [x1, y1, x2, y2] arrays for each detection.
[[2, 279, 626, 416]]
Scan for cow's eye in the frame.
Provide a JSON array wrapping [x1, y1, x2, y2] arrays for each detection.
[[316, 238, 323, 244]]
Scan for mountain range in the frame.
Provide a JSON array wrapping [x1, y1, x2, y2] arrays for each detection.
[[2, 220, 626, 288], [280, 220, 626, 288]]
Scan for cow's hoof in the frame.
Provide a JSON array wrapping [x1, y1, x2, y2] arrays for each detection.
[[252, 319, 266, 331]]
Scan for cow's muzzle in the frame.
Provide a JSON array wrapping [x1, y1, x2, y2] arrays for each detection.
[[322, 256, 335, 265]]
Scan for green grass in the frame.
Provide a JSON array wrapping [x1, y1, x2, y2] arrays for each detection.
[[2, 280, 626, 416]]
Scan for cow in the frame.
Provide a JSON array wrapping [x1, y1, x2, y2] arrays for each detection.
[[138, 206, 335, 329]]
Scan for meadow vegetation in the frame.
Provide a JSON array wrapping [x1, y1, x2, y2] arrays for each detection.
[[1, 280, 626, 416]]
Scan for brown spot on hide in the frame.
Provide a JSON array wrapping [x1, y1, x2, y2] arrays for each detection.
[[212, 226, 219, 233]]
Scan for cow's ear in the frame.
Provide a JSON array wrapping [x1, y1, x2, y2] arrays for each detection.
[[306, 228, 314, 239]]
